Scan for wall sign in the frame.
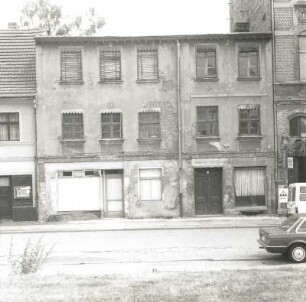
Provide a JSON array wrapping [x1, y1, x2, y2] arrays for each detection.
[[14, 186, 31, 199], [287, 157, 293, 169], [278, 187, 288, 204]]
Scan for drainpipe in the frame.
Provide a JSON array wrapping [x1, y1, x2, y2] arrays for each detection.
[[176, 40, 183, 217], [34, 94, 39, 221], [270, 0, 278, 213]]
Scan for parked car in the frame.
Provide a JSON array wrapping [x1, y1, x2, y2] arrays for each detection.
[[258, 214, 306, 263]]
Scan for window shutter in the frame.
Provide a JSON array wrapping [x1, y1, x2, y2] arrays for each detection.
[[137, 50, 158, 80], [100, 50, 121, 81], [61, 50, 83, 83]]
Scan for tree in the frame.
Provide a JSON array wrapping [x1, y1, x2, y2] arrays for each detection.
[[20, 0, 105, 36]]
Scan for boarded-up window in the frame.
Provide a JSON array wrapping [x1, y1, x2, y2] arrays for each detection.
[[139, 168, 162, 201], [238, 47, 259, 77], [139, 112, 160, 139], [290, 116, 306, 137], [137, 50, 158, 80], [300, 37, 306, 81], [239, 107, 260, 135], [196, 47, 217, 78], [100, 50, 121, 81], [196, 106, 218, 136], [62, 113, 84, 140], [0, 112, 20, 141], [101, 113, 122, 138], [234, 167, 266, 207], [60, 49, 83, 83]]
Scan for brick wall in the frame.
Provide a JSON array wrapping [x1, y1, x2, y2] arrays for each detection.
[[275, 36, 295, 82]]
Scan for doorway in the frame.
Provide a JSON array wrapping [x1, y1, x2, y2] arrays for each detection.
[[0, 176, 12, 219], [194, 168, 223, 215]]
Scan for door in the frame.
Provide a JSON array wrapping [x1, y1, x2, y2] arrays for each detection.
[[104, 170, 124, 217], [194, 168, 222, 215], [0, 176, 12, 219]]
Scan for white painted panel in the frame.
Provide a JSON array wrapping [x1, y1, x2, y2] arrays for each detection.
[[58, 177, 100, 211], [107, 201, 123, 212]]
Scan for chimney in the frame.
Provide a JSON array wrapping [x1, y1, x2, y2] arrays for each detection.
[[8, 22, 19, 30]]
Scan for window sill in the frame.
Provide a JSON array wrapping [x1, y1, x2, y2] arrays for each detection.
[[60, 139, 85, 143], [235, 206, 267, 211], [237, 135, 262, 140], [195, 136, 220, 141], [136, 79, 160, 84], [137, 138, 162, 143], [236, 77, 261, 81], [99, 138, 124, 144], [194, 77, 219, 82], [59, 81, 84, 85], [98, 80, 123, 84]]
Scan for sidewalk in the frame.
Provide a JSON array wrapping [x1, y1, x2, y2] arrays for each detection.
[[0, 215, 284, 234]]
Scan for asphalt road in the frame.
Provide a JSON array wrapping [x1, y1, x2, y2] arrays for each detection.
[[0, 228, 304, 275]]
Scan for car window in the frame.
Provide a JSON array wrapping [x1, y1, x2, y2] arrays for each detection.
[[280, 215, 300, 230], [301, 186, 306, 193], [300, 194, 306, 201], [292, 187, 296, 202], [297, 219, 306, 233]]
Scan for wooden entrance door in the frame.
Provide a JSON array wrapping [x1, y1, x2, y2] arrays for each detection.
[[194, 168, 222, 215], [0, 176, 12, 219]]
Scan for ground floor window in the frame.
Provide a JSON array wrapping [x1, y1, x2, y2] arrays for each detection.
[[139, 168, 162, 201], [234, 167, 265, 207]]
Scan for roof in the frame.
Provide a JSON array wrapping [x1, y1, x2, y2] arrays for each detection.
[[0, 30, 42, 98], [35, 32, 272, 45]]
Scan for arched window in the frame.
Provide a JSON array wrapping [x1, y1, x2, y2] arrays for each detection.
[[290, 116, 306, 137]]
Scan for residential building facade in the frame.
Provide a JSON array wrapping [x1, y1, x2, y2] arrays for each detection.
[[35, 33, 275, 220], [0, 30, 40, 221]]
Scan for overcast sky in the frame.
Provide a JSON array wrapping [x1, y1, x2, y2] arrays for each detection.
[[1, 0, 230, 35]]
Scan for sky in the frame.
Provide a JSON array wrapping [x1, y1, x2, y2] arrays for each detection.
[[0, 0, 230, 36]]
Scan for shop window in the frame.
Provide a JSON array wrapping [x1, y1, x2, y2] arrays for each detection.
[[139, 168, 162, 201], [62, 113, 84, 140], [196, 106, 218, 136], [196, 46, 217, 79], [234, 167, 266, 207], [60, 49, 83, 84], [239, 107, 260, 135], [0, 112, 20, 141], [101, 113, 122, 138], [137, 49, 158, 81], [139, 112, 161, 139], [238, 47, 259, 78], [290, 116, 306, 137], [100, 50, 121, 82]]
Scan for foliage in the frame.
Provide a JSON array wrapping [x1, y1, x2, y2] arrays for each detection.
[[20, 0, 105, 36], [8, 236, 54, 275]]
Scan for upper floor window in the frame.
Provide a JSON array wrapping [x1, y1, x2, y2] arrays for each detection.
[[299, 37, 306, 81], [196, 106, 218, 136], [196, 46, 217, 79], [239, 106, 261, 135], [62, 113, 84, 140], [101, 112, 122, 139], [60, 49, 83, 84], [0, 112, 19, 141], [137, 49, 158, 81], [139, 112, 160, 139], [238, 47, 260, 78], [290, 116, 306, 137], [100, 50, 121, 82]]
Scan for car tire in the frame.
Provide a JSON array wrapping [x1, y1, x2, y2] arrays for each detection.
[[287, 244, 306, 263]]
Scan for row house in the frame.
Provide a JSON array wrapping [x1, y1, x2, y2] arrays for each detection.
[[0, 30, 40, 221], [230, 0, 306, 212], [35, 32, 274, 220]]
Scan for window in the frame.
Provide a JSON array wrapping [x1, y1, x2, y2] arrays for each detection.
[[196, 47, 217, 79], [101, 113, 122, 139], [62, 113, 84, 140], [298, 220, 306, 233], [238, 47, 259, 78], [239, 107, 260, 135], [139, 168, 162, 201], [196, 106, 218, 137], [137, 50, 158, 81], [290, 116, 306, 137], [60, 49, 83, 83], [139, 112, 161, 139], [100, 50, 121, 82], [234, 167, 266, 207], [0, 113, 20, 141]]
